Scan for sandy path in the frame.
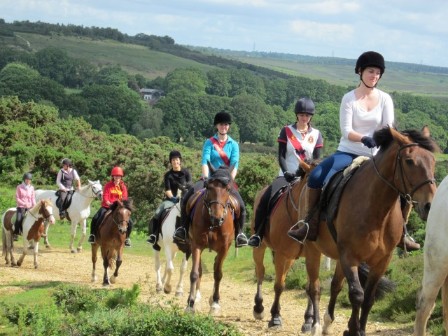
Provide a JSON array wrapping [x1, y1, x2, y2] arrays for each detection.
[[0, 245, 412, 335]]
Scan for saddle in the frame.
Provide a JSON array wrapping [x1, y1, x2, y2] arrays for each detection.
[[55, 190, 75, 211], [96, 209, 112, 239], [320, 156, 370, 241]]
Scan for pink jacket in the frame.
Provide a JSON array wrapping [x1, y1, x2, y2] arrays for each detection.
[[16, 183, 36, 209]]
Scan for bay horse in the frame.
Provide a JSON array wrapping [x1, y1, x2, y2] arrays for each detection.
[[154, 194, 191, 296], [35, 180, 103, 252], [1, 200, 55, 269], [302, 127, 437, 335], [414, 175, 448, 335], [91, 200, 133, 286], [186, 164, 236, 315]]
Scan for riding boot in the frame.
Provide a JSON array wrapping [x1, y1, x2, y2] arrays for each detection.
[[397, 224, 420, 252], [59, 207, 66, 220], [248, 197, 268, 247], [125, 219, 133, 247], [147, 217, 158, 245], [287, 187, 322, 243], [173, 202, 189, 243], [235, 211, 249, 248], [88, 218, 97, 243]]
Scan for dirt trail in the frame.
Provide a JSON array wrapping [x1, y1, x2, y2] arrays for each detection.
[[0, 246, 412, 335]]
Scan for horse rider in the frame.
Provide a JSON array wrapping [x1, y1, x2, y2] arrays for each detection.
[[287, 51, 420, 251], [248, 97, 324, 247], [147, 150, 192, 250], [56, 158, 81, 219], [173, 111, 249, 248], [13, 172, 36, 240], [88, 166, 134, 247]]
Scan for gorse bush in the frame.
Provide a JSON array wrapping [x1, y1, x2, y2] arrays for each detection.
[[2, 284, 242, 336]]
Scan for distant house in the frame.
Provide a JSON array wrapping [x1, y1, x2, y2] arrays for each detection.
[[139, 88, 164, 104]]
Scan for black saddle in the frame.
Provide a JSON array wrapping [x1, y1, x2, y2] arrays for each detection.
[[55, 190, 75, 211]]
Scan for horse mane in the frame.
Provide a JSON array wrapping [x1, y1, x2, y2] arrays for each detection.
[[110, 199, 134, 212], [374, 126, 438, 153]]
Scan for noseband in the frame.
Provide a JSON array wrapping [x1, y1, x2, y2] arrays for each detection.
[[373, 143, 435, 204]]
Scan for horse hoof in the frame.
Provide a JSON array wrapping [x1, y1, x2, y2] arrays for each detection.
[[45, 245, 51, 249], [175, 291, 183, 297], [209, 302, 221, 316], [110, 276, 116, 284], [184, 306, 195, 314], [268, 315, 282, 328], [71, 249, 77, 254], [301, 322, 312, 333], [77, 247, 82, 253], [312, 324, 323, 335], [34, 265, 38, 269], [253, 309, 264, 320]]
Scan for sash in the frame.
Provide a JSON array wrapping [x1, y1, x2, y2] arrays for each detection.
[[210, 137, 230, 166], [284, 126, 306, 160]]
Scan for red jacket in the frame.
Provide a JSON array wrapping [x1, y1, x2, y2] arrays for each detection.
[[101, 180, 128, 208]]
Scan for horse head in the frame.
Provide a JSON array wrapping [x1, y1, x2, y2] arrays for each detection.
[[204, 165, 233, 228], [374, 126, 437, 220], [109, 200, 133, 234], [39, 199, 55, 225], [87, 179, 103, 200]]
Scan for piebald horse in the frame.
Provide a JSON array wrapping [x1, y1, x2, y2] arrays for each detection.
[[2, 199, 55, 269]]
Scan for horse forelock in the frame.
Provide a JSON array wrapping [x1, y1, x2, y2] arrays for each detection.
[[374, 127, 437, 153]]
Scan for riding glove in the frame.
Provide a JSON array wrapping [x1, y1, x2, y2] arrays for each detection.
[[169, 197, 179, 204], [361, 136, 377, 148], [283, 171, 296, 183]]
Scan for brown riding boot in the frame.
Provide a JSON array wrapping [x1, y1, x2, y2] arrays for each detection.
[[397, 226, 420, 251], [287, 187, 321, 243]]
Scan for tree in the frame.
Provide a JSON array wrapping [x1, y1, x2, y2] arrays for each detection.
[[165, 68, 206, 94]]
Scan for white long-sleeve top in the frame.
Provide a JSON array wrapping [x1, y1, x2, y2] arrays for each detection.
[[338, 88, 394, 157]]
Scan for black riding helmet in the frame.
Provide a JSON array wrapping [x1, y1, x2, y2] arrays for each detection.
[[355, 51, 385, 75], [61, 158, 72, 167], [294, 98, 315, 115], [169, 150, 182, 161], [23, 172, 32, 181], [214, 111, 232, 125]]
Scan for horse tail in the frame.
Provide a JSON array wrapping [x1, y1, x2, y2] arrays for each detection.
[[358, 262, 396, 300], [1, 226, 6, 256]]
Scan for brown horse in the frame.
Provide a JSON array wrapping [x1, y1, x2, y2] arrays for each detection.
[[303, 127, 437, 335], [186, 165, 236, 315], [91, 200, 133, 286], [252, 160, 321, 331]]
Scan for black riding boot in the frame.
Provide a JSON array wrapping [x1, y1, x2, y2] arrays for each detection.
[[125, 219, 133, 247], [173, 202, 189, 243], [248, 190, 270, 247], [287, 187, 322, 243], [88, 215, 98, 243], [147, 217, 158, 243], [235, 211, 248, 248]]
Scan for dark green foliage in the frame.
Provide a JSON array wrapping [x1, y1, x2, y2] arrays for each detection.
[[2, 284, 242, 336]]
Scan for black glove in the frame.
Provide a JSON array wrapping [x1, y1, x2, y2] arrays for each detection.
[[169, 196, 179, 204], [283, 171, 296, 183], [361, 136, 377, 148]]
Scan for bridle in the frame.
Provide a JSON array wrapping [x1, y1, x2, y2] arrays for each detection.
[[78, 183, 103, 199], [27, 202, 54, 221], [203, 182, 231, 229], [372, 143, 435, 204], [112, 207, 131, 234]]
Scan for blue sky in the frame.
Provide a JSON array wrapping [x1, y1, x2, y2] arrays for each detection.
[[2, 0, 447, 68]]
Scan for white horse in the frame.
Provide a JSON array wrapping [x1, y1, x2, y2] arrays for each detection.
[[154, 200, 192, 297], [35, 180, 103, 253], [3, 200, 55, 269], [414, 175, 448, 335]]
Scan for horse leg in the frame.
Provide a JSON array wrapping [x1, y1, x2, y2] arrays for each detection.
[[154, 249, 163, 293], [340, 261, 364, 336], [102, 256, 110, 286], [304, 245, 322, 335], [163, 245, 175, 294], [91, 244, 99, 282], [16, 238, 28, 267], [323, 261, 345, 335], [186, 246, 201, 313], [42, 221, 51, 248], [32, 240, 39, 269], [77, 219, 87, 252], [414, 264, 447, 335], [110, 252, 122, 284], [209, 247, 229, 316], [175, 253, 188, 297], [269, 254, 295, 328], [252, 243, 267, 320], [70, 221, 78, 253]]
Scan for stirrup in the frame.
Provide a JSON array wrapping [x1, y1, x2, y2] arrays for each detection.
[[124, 238, 131, 247], [147, 234, 157, 245], [287, 220, 309, 244], [88, 234, 96, 244], [236, 233, 248, 247], [248, 234, 261, 248], [173, 227, 186, 243]]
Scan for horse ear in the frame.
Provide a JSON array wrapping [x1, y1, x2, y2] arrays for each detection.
[[421, 125, 430, 138], [390, 127, 412, 145], [298, 159, 311, 173], [208, 161, 216, 174]]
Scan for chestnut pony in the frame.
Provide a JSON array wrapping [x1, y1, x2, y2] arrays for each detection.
[[91, 200, 134, 286], [186, 164, 237, 315], [303, 127, 437, 335]]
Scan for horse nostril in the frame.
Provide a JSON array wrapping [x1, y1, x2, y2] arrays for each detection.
[[425, 203, 431, 213]]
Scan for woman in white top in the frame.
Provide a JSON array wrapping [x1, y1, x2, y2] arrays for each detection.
[[288, 51, 419, 251]]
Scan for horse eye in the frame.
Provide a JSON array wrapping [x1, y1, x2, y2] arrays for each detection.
[[405, 158, 415, 166]]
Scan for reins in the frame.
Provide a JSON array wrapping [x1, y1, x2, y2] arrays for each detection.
[[203, 188, 230, 229], [372, 143, 435, 204]]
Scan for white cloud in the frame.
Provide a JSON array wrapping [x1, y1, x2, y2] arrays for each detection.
[[290, 20, 354, 42]]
